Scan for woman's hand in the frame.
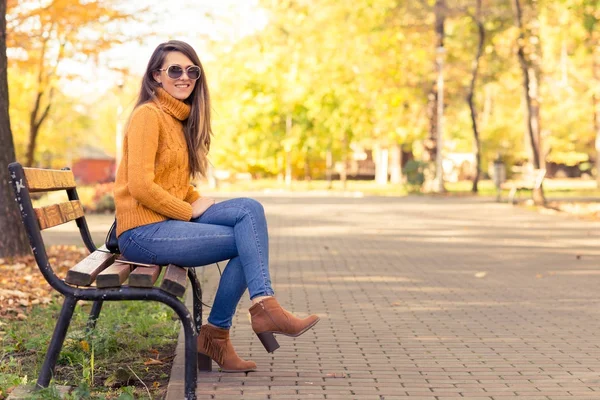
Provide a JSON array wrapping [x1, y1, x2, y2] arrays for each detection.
[[191, 197, 215, 219]]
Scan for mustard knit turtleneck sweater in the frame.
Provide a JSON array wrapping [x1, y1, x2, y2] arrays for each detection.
[[114, 88, 201, 236]]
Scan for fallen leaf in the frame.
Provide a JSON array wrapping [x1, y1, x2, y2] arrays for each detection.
[[0, 246, 89, 320], [0, 289, 28, 298], [144, 358, 163, 366], [80, 340, 90, 353], [325, 372, 347, 378]]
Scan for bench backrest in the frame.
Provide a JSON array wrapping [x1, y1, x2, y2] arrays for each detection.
[[513, 166, 546, 189], [8, 162, 97, 289], [529, 168, 546, 189]]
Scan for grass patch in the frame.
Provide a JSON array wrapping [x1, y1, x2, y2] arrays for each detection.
[[0, 296, 179, 399], [207, 178, 410, 196], [207, 177, 600, 199], [445, 179, 600, 198]]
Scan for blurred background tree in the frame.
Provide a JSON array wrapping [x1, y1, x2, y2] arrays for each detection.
[[6, 0, 146, 167], [3, 0, 600, 197]]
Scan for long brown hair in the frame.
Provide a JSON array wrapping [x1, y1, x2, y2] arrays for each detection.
[[134, 40, 211, 177]]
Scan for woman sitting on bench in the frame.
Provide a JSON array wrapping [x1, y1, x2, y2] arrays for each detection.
[[113, 40, 319, 372]]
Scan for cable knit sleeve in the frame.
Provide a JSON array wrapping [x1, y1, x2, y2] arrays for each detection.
[[126, 106, 193, 221]]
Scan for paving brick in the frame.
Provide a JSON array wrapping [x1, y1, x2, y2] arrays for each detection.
[[161, 195, 600, 400]]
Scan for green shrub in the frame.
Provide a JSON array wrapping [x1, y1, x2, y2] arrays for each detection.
[[404, 160, 429, 192], [95, 194, 115, 214], [76, 183, 115, 214]]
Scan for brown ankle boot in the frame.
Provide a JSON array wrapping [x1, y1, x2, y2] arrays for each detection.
[[249, 297, 320, 353], [197, 324, 257, 372]]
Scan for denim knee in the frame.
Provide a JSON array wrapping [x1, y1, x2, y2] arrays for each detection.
[[236, 197, 265, 217]]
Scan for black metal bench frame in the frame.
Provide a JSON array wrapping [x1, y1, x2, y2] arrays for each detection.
[[8, 162, 205, 400]]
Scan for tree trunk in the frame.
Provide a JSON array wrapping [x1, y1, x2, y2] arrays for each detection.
[[0, 1, 31, 258], [26, 118, 40, 167], [390, 143, 403, 184], [513, 0, 545, 205], [304, 150, 310, 181], [340, 132, 348, 190], [467, 0, 485, 193], [284, 114, 292, 186], [326, 146, 333, 189], [25, 37, 53, 167], [596, 127, 600, 187], [425, 0, 446, 164], [26, 89, 53, 167], [593, 46, 600, 187], [374, 144, 389, 185]]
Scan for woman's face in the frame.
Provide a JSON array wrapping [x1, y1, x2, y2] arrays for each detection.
[[154, 51, 198, 101]]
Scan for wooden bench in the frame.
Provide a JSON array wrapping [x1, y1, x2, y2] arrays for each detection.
[[8, 163, 208, 400], [501, 167, 546, 204]]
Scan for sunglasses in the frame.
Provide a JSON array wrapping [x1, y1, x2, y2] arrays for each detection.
[[158, 64, 201, 80]]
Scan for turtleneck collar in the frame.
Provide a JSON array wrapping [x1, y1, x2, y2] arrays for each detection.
[[155, 87, 191, 121]]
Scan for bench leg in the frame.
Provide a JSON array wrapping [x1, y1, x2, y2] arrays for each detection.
[[508, 187, 518, 204], [182, 315, 198, 400], [187, 269, 203, 333], [37, 295, 77, 388], [187, 269, 211, 372], [85, 300, 103, 334]]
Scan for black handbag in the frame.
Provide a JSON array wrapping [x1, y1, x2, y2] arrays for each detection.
[[105, 218, 120, 253]]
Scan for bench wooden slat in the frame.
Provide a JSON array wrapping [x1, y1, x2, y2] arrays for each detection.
[[160, 264, 187, 297], [34, 200, 84, 230], [23, 168, 76, 192], [502, 168, 546, 189], [97, 244, 111, 252], [65, 250, 116, 286], [129, 265, 162, 288], [96, 262, 132, 288], [115, 257, 156, 268]]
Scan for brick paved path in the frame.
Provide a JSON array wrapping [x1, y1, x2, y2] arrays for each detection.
[[166, 194, 600, 400]]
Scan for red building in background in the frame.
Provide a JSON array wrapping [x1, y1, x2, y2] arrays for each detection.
[[72, 146, 116, 184]]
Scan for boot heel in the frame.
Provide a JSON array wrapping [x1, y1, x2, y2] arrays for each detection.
[[198, 353, 212, 371], [257, 332, 280, 353]]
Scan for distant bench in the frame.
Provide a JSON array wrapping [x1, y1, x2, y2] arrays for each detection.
[[8, 163, 207, 400], [500, 167, 546, 204]]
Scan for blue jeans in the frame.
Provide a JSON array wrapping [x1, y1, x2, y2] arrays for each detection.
[[117, 197, 274, 329]]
